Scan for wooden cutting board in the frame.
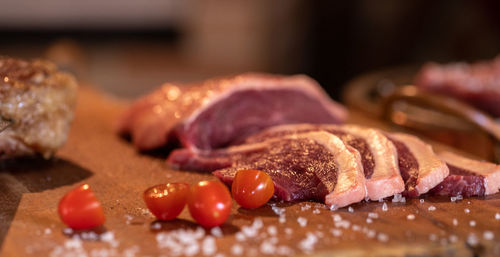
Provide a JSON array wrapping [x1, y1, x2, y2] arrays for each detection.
[[1, 86, 499, 257]]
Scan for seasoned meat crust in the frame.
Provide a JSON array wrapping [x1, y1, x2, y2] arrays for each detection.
[[0, 57, 77, 158]]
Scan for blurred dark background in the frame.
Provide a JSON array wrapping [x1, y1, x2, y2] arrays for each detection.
[[1, 0, 499, 100]]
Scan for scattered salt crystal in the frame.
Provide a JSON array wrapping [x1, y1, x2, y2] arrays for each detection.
[[377, 233, 389, 242], [407, 214, 415, 220], [332, 214, 342, 222], [452, 218, 458, 226], [242, 226, 258, 238], [235, 232, 246, 241], [64, 238, 82, 249], [330, 229, 342, 237], [352, 225, 361, 231], [419, 199, 425, 203], [44, 228, 51, 235], [467, 233, 479, 246], [267, 226, 277, 236], [368, 212, 379, 219], [450, 196, 457, 202], [151, 222, 162, 230], [297, 217, 308, 227], [202, 236, 216, 256], [260, 241, 276, 255], [429, 234, 437, 241], [301, 204, 311, 211], [456, 195, 463, 200], [483, 231, 494, 240], [428, 206, 436, 211], [63, 228, 73, 235], [329, 204, 337, 211], [392, 194, 402, 203], [464, 208, 470, 214], [100, 232, 115, 243], [312, 209, 321, 214], [366, 229, 376, 238], [469, 220, 476, 227], [382, 202, 388, 211], [366, 218, 373, 224], [449, 234, 458, 243], [211, 227, 223, 238], [184, 243, 200, 256], [495, 213, 500, 220], [299, 232, 318, 252], [400, 197, 406, 203], [348, 206, 354, 213], [335, 220, 350, 229], [271, 206, 285, 216], [378, 198, 384, 202], [279, 215, 286, 224], [231, 244, 243, 255], [364, 196, 370, 202], [252, 218, 263, 230]]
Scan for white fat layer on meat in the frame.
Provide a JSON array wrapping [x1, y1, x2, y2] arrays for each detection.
[[390, 133, 449, 195]]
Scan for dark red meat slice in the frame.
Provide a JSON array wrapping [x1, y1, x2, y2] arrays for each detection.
[[429, 152, 500, 197], [415, 56, 500, 117]]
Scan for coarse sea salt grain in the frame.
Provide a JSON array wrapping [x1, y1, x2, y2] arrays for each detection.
[[428, 206, 436, 211], [366, 218, 373, 224], [312, 209, 321, 214], [495, 213, 500, 220], [483, 231, 494, 240], [449, 234, 458, 243], [299, 232, 318, 252], [469, 220, 476, 227], [377, 233, 389, 242], [419, 199, 425, 203], [231, 244, 243, 255], [267, 226, 277, 236], [260, 241, 276, 255], [392, 194, 402, 203], [297, 217, 308, 227], [368, 212, 379, 219], [467, 233, 479, 246], [332, 214, 342, 222], [211, 227, 223, 238], [330, 229, 342, 237], [301, 204, 311, 211], [348, 206, 354, 213], [44, 228, 51, 235], [407, 214, 415, 220], [464, 208, 470, 214], [202, 236, 217, 256], [382, 202, 388, 211], [453, 218, 458, 226]]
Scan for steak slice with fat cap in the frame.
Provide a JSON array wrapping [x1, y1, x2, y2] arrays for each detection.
[[428, 152, 500, 196], [212, 131, 367, 208], [387, 133, 449, 197], [118, 73, 347, 151]]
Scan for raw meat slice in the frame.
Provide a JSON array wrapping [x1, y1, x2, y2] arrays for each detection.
[[241, 124, 404, 200], [415, 56, 500, 117], [0, 57, 78, 158], [387, 133, 449, 197], [117, 73, 347, 151], [428, 152, 500, 197], [212, 131, 366, 208]]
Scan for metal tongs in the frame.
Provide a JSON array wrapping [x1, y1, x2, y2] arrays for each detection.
[[382, 85, 500, 163]]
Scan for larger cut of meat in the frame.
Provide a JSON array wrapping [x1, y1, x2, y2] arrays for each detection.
[[387, 133, 449, 197], [117, 73, 347, 151], [428, 152, 500, 197], [0, 57, 77, 158], [212, 131, 367, 208], [415, 56, 500, 117]]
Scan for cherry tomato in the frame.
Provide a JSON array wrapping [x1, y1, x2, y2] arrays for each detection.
[[187, 181, 232, 228], [143, 183, 189, 221], [232, 169, 274, 209], [58, 184, 105, 230]]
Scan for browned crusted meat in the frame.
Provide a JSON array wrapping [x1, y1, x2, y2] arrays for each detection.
[[0, 57, 78, 158]]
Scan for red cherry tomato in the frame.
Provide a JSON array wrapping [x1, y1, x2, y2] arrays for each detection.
[[232, 169, 274, 209], [143, 183, 189, 221], [58, 184, 105, 230], [187, 181, 232, 228]]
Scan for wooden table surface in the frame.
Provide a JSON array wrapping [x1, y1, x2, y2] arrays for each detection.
[[1, 86, 499, 257]]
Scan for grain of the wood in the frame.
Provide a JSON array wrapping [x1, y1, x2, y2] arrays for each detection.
[[0, 86, 499, 257]]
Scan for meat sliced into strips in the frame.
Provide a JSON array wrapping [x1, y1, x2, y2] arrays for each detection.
[[0, 57, 77, 158], [415, 56, 500, 117], [428, 152, 500, 197], [241, 124, 403, 200], [387, 133, 449, 197], [117, 73, 347, 151], [212, 131, 366, 208]]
